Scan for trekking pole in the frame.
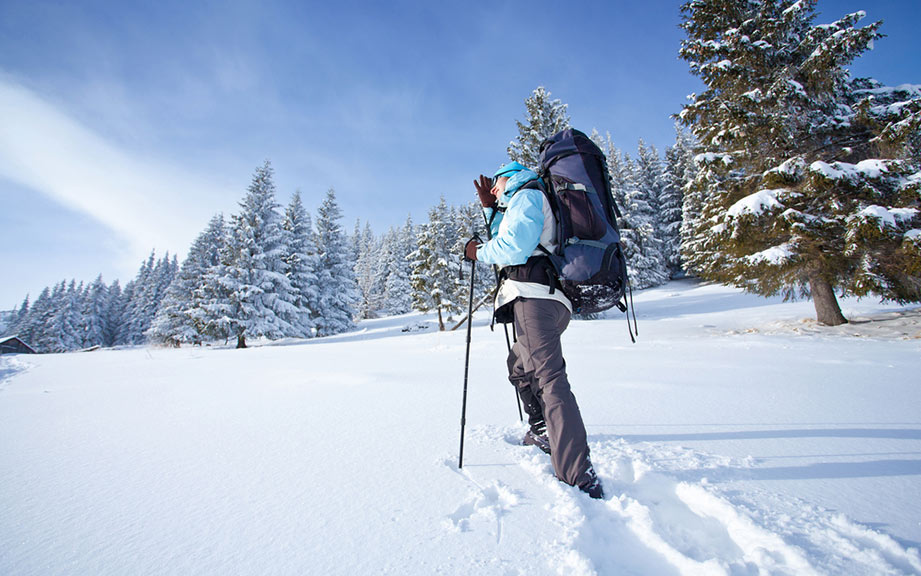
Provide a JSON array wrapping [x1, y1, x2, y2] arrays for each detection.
[[481, 210, 524, 422], [458, 249, 477, 469]]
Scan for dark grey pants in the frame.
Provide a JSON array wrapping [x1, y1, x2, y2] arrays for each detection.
[[507, 297, 592, 487]]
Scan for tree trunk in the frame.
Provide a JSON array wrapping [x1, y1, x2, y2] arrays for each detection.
[[437, 307, 445, 332], [236, 333, 247, 349], [809, 275, 848, 326]]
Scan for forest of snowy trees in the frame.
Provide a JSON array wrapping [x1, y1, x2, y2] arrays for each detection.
[[2, 116, 697, 352], [4, 0, 919, 352]]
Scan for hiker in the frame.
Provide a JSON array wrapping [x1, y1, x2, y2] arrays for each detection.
[[464, 161, 603, 499]]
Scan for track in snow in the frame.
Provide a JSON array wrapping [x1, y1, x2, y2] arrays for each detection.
[[450, 425, 921, 576]]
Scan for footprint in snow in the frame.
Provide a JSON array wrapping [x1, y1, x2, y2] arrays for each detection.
[[445, 481, 520, 533], [561, 437, 921, 576]]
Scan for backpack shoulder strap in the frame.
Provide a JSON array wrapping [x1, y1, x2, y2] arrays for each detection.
[[531, 171, 563, 260]]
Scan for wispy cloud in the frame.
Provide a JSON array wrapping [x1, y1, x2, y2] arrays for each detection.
[[0, 75, 232, 262]]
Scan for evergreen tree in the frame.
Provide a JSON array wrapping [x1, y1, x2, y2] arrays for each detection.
[[349, 219, 363, 271], [25, 287, 53, 352], [604, 135, 631, 222], [149, 217, 225, 345], [313, 188, 359, 337], [663, 127, 695, 277], [679, 0, 920, 324], [47, 280, 80, 352], [383, 216, 416, 316], [602, 137, 665, 288], [133, 254, 179, 345], [194, 214, 233, 343], [7, 295, 30, 338], [371, 227, 396, 316], [106, 280, 127, 347], [106, 280, 127, 346], [665, 126, 703, 276], [281, 192, 319, 337], [42, 281, 74, 353], [508, 86, 571, 169], [635, 140, 664, 218], [82, 275, 109, 348], [355, 222, 381, 319], [623, 153, 670, 289], [119, 251, 177, 345], [124, 252, 157, 344], [377, 227, 401, 316], [221, 161, 299, 348], [410, 197, 460, 331]]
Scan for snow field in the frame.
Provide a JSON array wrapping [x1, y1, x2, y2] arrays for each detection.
[[1, 280, 920, 575]]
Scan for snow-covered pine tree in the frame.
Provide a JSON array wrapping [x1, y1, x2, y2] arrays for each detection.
[[349, 219, 363, 270], [41, 281, 77, 353], [355, 221, 382, 319], [105, 280, 126, 347], [221, 161, 299, 348], [119, 251, 176, 345], [82, 275, 109, 348], [384, 216, 416, 316], [410, 197, 461, 331], [6, 295, 30, 338], [281, 191, 319, 337], [372, 227, 397, 316], [114, 279, 135, 346], [662, 127, 695, 278], [623, 149, 670, 289], [179, 214, 232, 343], [147, 280, 189, 347], [132, 254, 179, 345], [22, 287, 52, 352], [604, 134, 630, 225], [665, 125, 702, 276], [149, 217, 224, 346], [313, 188, 359, 337], [635, 140, 664, 218], [842, 81, 921, 297], [508, 86, 571, 170], [58, 280, 84, 351], [376, 227, 399, 315], [679, 0, 920, 324], [123, 252, 156, 344]]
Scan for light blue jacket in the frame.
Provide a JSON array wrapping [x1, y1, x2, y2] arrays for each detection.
[[476, 169, 545, 266]]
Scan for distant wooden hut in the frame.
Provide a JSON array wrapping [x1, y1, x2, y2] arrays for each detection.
[[0, 336, 36, 355]]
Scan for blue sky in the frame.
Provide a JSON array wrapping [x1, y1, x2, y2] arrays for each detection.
[[1, 0, 919, 309]]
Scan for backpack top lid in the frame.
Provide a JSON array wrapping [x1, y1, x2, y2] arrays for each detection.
[[539, 128, 618, 224]]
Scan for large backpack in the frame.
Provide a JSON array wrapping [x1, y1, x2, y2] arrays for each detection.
[[536, 128, 630, 316]]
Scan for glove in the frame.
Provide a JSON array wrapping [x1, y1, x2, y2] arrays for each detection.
[[473, 174, 496, 208], [464, 237, 480, 262]]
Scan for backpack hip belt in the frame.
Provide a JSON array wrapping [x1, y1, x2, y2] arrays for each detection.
[[499, 255, 561, 294]]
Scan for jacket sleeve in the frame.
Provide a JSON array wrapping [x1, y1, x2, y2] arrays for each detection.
[[476, 188, 544, 266]]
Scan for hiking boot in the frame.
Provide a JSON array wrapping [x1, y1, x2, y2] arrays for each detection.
[[578, 465, 604, 500], [522, 430, 551, 455]]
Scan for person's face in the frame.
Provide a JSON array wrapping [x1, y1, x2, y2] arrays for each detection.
[[491, 176, 509, 202]]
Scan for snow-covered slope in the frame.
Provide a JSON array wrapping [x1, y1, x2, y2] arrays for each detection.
[[1, 280, 919, 575]]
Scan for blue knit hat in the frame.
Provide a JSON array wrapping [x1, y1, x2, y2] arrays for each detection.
[[493, 161, 528, 179]]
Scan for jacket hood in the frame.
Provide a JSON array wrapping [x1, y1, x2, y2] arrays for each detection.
[[497, 168, 541, 209]]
